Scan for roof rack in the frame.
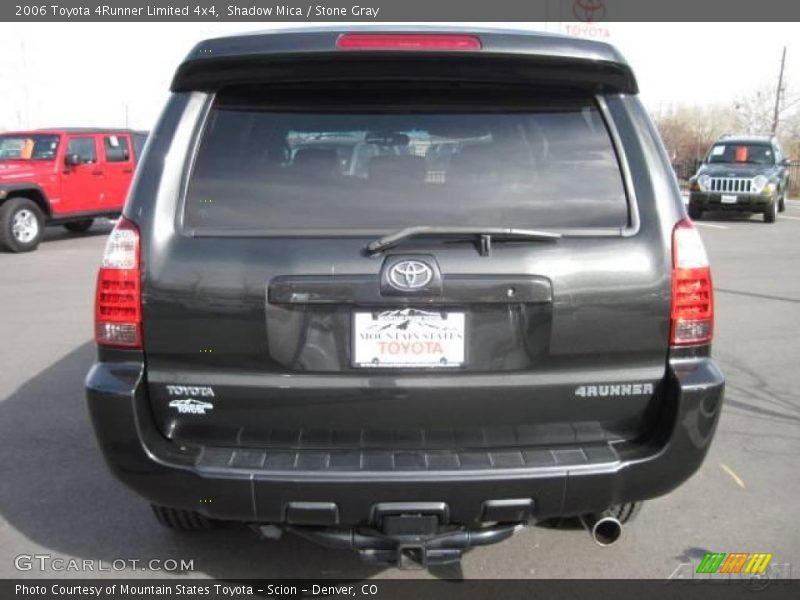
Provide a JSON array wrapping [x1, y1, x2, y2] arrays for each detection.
[[35, 127, 148, 135]]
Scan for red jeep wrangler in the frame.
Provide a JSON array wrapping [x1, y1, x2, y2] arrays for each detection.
[[0, 128, 147, 252]]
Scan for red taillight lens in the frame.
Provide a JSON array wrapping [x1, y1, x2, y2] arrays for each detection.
[[336, 33, 482, 51], [671, 218, 713, 346], [95, 217, 141, 348]]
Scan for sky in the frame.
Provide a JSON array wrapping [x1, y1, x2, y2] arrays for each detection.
[[0, 22, 797, 131]]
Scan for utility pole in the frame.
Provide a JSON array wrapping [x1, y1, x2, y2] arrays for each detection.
[[771, 46, 786, 134]]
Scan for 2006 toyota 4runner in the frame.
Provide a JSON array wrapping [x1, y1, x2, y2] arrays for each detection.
[[85, 27, 724, 568]]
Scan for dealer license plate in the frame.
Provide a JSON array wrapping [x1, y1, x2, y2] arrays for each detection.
[[353, 309, 465, 368]]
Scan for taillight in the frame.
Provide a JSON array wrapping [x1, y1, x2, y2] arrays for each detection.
[[95, 217, 141, 348], [671, 218, 713, 346], [336, 33, 482, 51]]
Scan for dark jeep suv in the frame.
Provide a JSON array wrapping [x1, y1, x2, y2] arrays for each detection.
[[86, 28, 724, 568], [689, 134, 791, 223]]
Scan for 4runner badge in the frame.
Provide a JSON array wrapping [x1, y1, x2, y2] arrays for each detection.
[[574, 383, 654, 398], [166, 385, 216, 415], [168, 398, 214, 415]]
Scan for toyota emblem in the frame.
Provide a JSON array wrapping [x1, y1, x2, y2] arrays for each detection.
[[388, 260, 433, 290], [572, 0, 606, 22]]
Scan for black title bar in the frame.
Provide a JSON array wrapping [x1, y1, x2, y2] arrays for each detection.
[[3, 0, 800, 22], [4, 579, 800, 600]]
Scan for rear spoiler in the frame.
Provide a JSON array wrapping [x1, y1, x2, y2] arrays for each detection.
[[170, 30, 638, 94]]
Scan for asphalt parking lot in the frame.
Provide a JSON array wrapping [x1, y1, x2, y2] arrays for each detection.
[[1, 204, 799, 581]]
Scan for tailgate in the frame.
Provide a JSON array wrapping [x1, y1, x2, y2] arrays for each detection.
[[142, 84, 670, 452]]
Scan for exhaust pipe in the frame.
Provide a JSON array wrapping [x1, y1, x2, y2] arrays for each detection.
[[579, 510, 622, 546]]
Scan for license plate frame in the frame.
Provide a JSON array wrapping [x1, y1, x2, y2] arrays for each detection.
[[721, 194, 738, 204], [352, 309, 466, 368]]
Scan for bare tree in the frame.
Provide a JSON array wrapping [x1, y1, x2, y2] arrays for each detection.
[[733, 89, 776, 134], [653, 103, 737, 165]]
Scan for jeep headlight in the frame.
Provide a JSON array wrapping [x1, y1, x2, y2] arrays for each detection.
[[752, 175, 768, 193], [698, 175, 711, 191]]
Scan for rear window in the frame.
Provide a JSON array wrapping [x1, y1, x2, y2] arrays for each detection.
[[104, 135, 131, 162], [185, 89, 628, 232]]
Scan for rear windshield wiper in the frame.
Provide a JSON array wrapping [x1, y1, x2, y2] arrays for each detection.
[[366, 226, 561, 255]]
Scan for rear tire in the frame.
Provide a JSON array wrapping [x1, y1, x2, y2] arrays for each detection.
[[688, 205, 703, 220], [63, 219, 94, 233], [778, 194, 786, 213], [0, 197, 45, 253], [764, 197, 778, 223], [151, 504, 217, 531]]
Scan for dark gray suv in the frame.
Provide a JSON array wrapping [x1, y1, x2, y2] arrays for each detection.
[[85, 27, 724, 568]]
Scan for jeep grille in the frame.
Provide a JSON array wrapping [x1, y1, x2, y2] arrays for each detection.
[[709, 177, 752, 193]]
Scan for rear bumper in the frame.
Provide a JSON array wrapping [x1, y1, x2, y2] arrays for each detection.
[[85, 357, 724, 526], [690, 191, 773, 211]]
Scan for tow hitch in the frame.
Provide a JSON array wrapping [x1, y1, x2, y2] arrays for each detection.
[[269, 503, 523, 569], [282, 522, 522, 569]]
